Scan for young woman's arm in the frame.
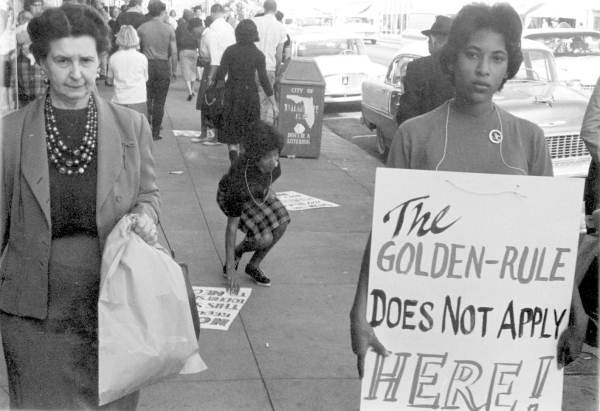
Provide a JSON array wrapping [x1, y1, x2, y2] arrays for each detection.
[[350, 234, 389, 378], [256, 51, 278, 118]]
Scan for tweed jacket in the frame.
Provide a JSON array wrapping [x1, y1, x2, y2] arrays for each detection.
[[0, 92, 160, 320], [395, 52, 455, 126]]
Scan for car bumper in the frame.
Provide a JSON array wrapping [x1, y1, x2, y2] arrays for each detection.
[[552, 156, 591, 177], [325, 94, 362, 103]]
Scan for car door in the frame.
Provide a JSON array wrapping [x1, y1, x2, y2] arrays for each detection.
[[387, 54, 417, 120], [363, 55, 409, 118]]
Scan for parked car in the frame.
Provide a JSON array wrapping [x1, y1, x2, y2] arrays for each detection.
[[339, 16, 379, 44], [524, 28, 600, 95], [361, 39, 591, 176], [290, 31, 386, 104]]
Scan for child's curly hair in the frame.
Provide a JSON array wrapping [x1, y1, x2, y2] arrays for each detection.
[[244, 121, 284, 161]]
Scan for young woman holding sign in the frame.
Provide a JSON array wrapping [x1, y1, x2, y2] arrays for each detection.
[[350, 2, 587, 378]]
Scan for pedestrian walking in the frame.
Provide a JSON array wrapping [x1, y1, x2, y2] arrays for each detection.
[[106, 24, 148, 116], [253, 0, 287, 125], [115, 0, 147, 30], [0, 4, 160, 408], [217, 121, 290, 292], [350, 2, 587, 377], [191, 3, 235, 145], [215, 19, 278, 163], [137, 0, 176, 140], [176, 9, 200, 101], [395, 15, 454, 126], [167, 9, 177, 30]]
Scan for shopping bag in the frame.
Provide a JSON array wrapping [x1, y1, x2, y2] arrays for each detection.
[[98, 215, 206, 405]]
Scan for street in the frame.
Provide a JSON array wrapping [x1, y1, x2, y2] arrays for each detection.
[[321, 41, 399, 163]]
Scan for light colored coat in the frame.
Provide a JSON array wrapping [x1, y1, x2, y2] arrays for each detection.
[[0, 93, 160, 319]]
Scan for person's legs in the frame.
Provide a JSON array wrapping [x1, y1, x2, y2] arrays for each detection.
[[150, 61, 171, 140], [192, 65, 217, 142], [246, 222, 288, 269], [235, 222, 288, 286], [146, 60, 158, 131]]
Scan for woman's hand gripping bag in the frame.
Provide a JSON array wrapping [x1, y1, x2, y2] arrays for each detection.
[[98, 215, 206, 405]]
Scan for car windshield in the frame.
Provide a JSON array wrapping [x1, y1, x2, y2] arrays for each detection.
[[293, 16, 333, 27], [526, 32, 600, 57], [513, 48, 555, 82], [296, 39, 365, 57], [345, 17, 374, 25]]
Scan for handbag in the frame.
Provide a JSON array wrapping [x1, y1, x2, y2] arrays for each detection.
[[98, 215, 206, 405], [202, 80, 225, 129]]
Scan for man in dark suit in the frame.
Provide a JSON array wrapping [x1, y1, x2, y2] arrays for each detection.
[[396, 15, 454, 126]]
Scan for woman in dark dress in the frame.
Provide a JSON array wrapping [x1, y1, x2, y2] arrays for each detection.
[[215, 19, 278, 163], [217, 121, 290, 293], [0, 4, 159, 408]]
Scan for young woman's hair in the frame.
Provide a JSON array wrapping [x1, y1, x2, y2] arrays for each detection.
[[115, 24, 139, 48], [235, 19, 259, 44], [439, 2, 523, 91], [244, 121, 284, 161], [28, 3, 111, 63]]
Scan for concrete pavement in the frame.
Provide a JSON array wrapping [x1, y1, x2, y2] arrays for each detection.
[[0, 77, 595, 410], [134, 79, 600, 410]]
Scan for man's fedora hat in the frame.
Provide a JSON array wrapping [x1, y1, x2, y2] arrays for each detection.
[[421, 15, 453, 36]]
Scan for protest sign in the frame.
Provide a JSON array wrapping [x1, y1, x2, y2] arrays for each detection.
[[276, 191, 339, 211], [172, 130, 202, 137], [192, 286, 252, 331], [361, 169, 583, 410]]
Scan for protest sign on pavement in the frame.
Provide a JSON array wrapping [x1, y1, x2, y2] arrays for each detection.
[[276, 191, 339, 211], [192, 286, 252, 331], [361, 168, 584, 410]]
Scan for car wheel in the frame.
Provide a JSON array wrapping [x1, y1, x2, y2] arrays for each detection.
[[371, 39, 377, 45], [375, 127, 388, 157]]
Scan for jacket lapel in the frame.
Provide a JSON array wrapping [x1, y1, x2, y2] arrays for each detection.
[[95, 93, 123, 216], [21, 98, 51, 226]]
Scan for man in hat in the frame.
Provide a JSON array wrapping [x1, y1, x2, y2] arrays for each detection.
[[395, 15, 454, 126]]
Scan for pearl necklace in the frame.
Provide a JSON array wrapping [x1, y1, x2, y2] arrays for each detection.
[[44, 93, 97, 176], [244, 160, 272, 207]]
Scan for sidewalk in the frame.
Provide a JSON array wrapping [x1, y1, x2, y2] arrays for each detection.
[[0, 78, 595, 410], [133, 79, 600, 411], [133, 79, 379, 410]]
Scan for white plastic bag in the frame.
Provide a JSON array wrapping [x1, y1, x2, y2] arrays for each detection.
[[98, 215, 206, 405]]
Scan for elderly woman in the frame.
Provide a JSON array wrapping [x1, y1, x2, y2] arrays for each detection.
[[350, 2, 586, 377], [0, 3, 159, 409], [214, 19, 278, 163]]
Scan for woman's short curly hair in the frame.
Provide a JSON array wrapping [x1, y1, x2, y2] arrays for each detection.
[[439, 2, 523, 91], [28, 3, 111, 63], [244, 121, 284, 161], [235, 19, 259, 45]]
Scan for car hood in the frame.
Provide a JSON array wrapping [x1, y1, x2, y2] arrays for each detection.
[[313, 55, 374, 76], [554, 56, 600, 85], [494, 81, 588, 135]]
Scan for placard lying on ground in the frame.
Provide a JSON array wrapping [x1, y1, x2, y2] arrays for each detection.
[[172, 130, 202, 137], [192, 286, 252, 331], [276, 191, 339, 211], [361, 169, 583, 410]]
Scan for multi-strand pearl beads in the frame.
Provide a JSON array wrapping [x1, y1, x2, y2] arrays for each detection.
[[44, 93, 97, 176]]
